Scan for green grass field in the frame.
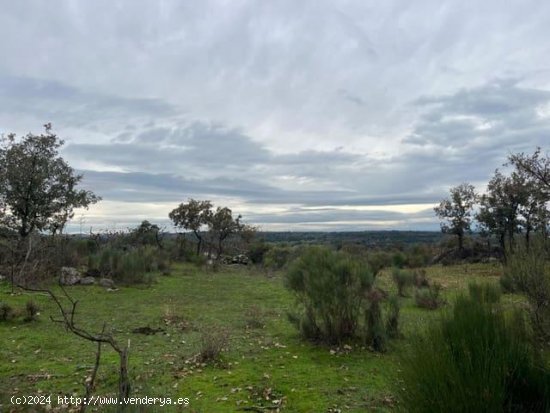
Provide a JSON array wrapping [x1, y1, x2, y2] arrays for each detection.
[[0, 262, 504, 412]]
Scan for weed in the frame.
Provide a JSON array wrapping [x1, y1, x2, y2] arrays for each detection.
[[197, 326, 230, 363]]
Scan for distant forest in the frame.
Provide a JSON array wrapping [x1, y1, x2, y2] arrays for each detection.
[[255, 230, 445, 247]]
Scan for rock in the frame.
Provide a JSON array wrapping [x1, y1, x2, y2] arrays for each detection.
[[59, 267, 81, 286], [231, 254, 249, 265], [85, 268, 101, 277], [79, 276, 96, 285], [98, 278, 115, 288]]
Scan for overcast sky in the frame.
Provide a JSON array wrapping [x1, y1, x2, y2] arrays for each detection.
[[1, 1, 550, 232]]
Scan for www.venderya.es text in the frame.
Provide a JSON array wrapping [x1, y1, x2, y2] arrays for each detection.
[[10, 395, 190, 408]]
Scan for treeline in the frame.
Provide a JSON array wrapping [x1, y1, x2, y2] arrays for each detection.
[[435, 148, 550, 258]]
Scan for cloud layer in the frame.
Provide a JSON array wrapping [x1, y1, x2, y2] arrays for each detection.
[[1, 1, 550, 231]]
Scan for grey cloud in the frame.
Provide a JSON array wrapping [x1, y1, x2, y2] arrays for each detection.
[[3, 1, 550, 230], [0, 75, 177, 128]]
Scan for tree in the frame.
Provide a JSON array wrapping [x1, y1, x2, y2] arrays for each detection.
[[434, 183, 477, 252], [508, 149, 550, 244], [207, 206, 243, 258], [130, 220, 164, 249], [168, 199, 212, 255], [0, 124, 100, 237], [509, 147, 550, 191]]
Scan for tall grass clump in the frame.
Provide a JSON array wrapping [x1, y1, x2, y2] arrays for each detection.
[[502, 239, 550, 343], [399, 294, 550, 412], [391, 267, 415, 297], [285, 246, 373, 344], [468, 281, 501, 304]]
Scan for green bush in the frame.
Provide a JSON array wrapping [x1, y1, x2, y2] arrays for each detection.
[[365, 251, 392, 277], [87, 245, 169, 284], [415, 283, 444, 310], [247, 242, 270, 265], [399, 294, 550, 413], [264, 245, 297, 271], [391, 252, 407, 268], [285, 246, 373, 344], [391, 267, 415, 297], [0, 302, 14, 321], [503, 240, 550, 343]]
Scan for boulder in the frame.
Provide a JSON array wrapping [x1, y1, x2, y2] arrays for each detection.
[[99, 278, 115, 288], [59, 267, 81, 286], [79, 276, 96, 285]]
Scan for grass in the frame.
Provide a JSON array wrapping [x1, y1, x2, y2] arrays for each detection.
[[0, 262, 505, 412]]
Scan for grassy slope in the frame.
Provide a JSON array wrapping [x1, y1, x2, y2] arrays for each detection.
[[0, 262, 503, 412]]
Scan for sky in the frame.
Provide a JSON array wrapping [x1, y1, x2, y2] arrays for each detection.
[[1, 0, 550, 232]]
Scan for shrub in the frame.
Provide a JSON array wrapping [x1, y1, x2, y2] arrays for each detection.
[[412, 268, 429, 288], [503, 240, 550, 343], [247, 242, 270, 265], [468, 282, 501, 304], [398, 294, 550, 413], [366, 290, 386, 352], [415, 283, 444, 310], [391, 252, 407, 268], [264, 245, 296, 271], [285, 246, 373, 344], [87, 245, 169, 284], [385, 295, 401, 339], [23, 300, 40, 322], [391, 267, 414, 297], [197, 326, 229, 363], [0, 302, 14, 321], [365, 251, 392, 277]]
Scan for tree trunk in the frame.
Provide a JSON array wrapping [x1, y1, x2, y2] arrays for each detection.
[[117, 345, 130, 412]]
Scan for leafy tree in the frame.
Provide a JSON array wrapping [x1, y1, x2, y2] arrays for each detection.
[[509, 147, 550, 191], [0, 124, 99, 237], [477, 171, 520, 253], [130, 220, 164, 249], [434, 183, 477, 251], [168, 199, 212, 255], [477, 168, 549, 254], [207, 206, 243, 258]]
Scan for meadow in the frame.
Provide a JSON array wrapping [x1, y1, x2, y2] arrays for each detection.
[[0, 261, 505, 412]]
